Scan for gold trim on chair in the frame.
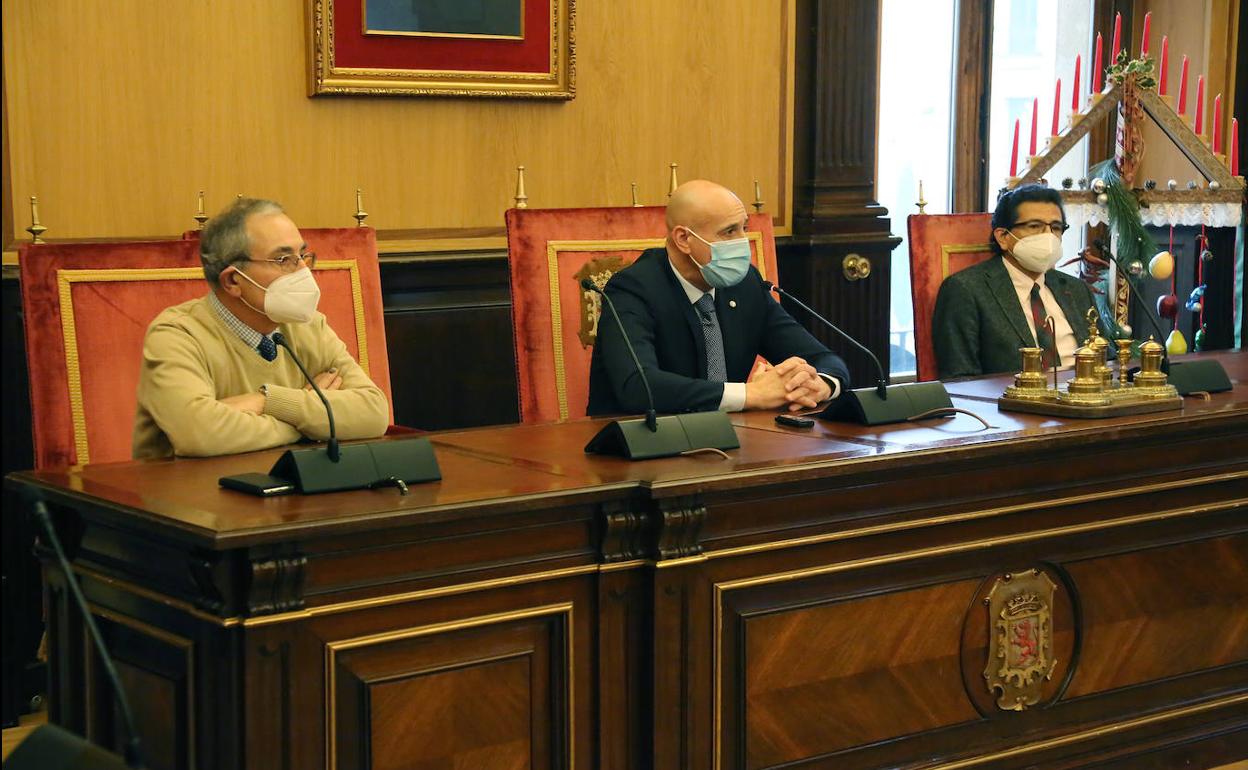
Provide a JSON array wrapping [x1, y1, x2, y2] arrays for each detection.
[[940, 243, 993, 278], [56, 261, 367, 465], [542, 232, 768, 420]]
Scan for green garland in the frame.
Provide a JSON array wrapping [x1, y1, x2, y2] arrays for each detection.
[[1105, 49, 1157, 89], [1090, 158, 1159, 272]]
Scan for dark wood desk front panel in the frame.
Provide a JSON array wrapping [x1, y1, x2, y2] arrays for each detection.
[[8, 352, 1248, 769]]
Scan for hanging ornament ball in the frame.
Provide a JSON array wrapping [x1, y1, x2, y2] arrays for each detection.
[[1167, 179, 1178, 190], [1118, 322, 1133, 337], [1077, 178, 1088, 189], [1209, 180, 1221, 191], [1201, 249, 1214, 262], [1091, 178, 1106, 194], [1127, 259, 1145, 277], [1144, 179, 1157, 190], [1061, 177, 1074, 189], [1165, 329, 1188, 356], [1187, 180, 1199, 189], [1096, 193, 1109, 205], [1187, 301, 1203, 314], [1194, 327, 1206, 352], [1148, 250, 1175, 280], [1156, 294, 1179, 320]]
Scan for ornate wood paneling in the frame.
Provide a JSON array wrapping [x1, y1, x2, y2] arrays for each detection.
[[740, 579, 983, 767], [1065, 536, 1248, 698], [12, 354, 1248, 769], [327, 605, 570, 770]]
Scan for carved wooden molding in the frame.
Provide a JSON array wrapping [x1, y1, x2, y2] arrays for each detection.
[[598, 499, 648, 563], [654, 496, 707, 560], [188, 550, 226, 614], [247, 548, 307, 615]]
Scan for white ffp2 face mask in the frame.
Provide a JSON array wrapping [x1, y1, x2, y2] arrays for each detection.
[[234, 266, 321, 324], [1009, 232, 1063, 273]]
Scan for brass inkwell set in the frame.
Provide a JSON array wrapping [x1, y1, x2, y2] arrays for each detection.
[[998, 309, 1182, 418]]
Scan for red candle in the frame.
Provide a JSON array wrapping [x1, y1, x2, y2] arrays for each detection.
[[1010, 119, 1020, 176], [1194, 75, 1205, 134], [1051, 79, 1062, 136], [1030, 97, 1038, 155], [1232, 119, 1240, 176], [1159, 37, 1169, 95], [1140, 12, 1151, 57], [1178, 56, 1189, 114], [1111, 12, 1122, 61], [1212, 94, 1222, 152], [1092, 33, 1103, 93], [1072, 55, 1081, 110]]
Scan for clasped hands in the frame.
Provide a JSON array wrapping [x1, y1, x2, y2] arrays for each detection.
[[220, 368, 342, 414], [745, 357, 831, 412]]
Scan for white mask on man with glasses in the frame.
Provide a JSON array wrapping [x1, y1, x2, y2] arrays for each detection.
[[233, 256, 321, 324], [1008, 232, 1062, 273]]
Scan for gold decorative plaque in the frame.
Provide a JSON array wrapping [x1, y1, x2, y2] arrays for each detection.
[[983, 569, 1058, 711]]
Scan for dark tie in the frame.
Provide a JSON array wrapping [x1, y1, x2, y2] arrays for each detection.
[[1029, 284, 1056, 369], [257, 335, 277, 362], [695, 294, 727, 382]]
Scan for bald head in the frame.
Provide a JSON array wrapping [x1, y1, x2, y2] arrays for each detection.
[[666, 180, 746, 230], [664, 180, 750, 290]]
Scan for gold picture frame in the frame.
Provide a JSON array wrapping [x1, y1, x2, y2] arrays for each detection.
[[307, 0, 576, 99]]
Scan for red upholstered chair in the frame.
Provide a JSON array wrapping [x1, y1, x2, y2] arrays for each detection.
[[505, 206, 780, 424], [907, 213, 994, 382], [20, 227, 396, 469]]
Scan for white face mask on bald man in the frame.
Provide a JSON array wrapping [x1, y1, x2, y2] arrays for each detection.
[[234, 266, 322, 324]]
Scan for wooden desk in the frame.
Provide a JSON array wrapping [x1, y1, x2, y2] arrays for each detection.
[[7, 352, 1248, 770]]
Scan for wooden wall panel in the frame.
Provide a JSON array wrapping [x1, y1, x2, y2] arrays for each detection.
[[1064, 535, 1248, 699], [741, 579, 982, 767], [1, 0, 795, 253]]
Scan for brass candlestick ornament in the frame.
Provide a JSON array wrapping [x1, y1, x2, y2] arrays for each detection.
[[998, 309, 1180, 418]]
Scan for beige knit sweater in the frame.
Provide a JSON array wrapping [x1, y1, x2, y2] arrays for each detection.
[[133, 296, 389, 459]]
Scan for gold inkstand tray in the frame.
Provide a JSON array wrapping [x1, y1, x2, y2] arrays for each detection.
[[998, 312, 1181, 419]]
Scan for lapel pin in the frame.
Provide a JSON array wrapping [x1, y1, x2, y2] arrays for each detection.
[[728, 300, 737, 308]]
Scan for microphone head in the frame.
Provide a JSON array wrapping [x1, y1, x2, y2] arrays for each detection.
[[579, 278, 599, 292], [271, 331, 287, 346]]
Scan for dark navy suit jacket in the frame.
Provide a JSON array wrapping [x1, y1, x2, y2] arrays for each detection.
[[587, 248, 850, 415]]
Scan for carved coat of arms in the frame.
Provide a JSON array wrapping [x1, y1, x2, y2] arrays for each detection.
[[983, 568, 1058, 711], [573, 257, 626, 347]]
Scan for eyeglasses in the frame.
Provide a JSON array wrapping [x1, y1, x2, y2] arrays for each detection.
[[1010, 220, 1070, 236], [238, 252, 317, 273]]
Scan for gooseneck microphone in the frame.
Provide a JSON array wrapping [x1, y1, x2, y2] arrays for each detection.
[[581, 278, 658, 432], [30, 498, 145, 768], [764, 281, 887, 401], [271, 332, 340, 461]]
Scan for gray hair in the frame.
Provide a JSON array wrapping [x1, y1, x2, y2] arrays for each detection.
[[199, 197, 285, 284]]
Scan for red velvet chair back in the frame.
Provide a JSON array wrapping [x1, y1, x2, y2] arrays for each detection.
[[505, 206, 779, 423], [907, 213, 994, 382], [20, 228, 392, 468]]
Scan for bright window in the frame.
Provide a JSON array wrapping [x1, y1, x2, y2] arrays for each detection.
[[986, 0, 1095, 269], [878, 0, 957, 378]]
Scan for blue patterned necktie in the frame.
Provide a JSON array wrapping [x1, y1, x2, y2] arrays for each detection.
[[695, 294, 727, 382], [257, 335, 277, 362]]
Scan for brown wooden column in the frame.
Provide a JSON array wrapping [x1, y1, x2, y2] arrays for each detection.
[[781, 0, 901, 386]]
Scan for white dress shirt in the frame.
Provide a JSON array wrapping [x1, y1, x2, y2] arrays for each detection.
[[1001, 257, 1078, 370], [666, 257, 840, 411]]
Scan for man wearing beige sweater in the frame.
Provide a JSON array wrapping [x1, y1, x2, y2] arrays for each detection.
[[132, 198, 389, 459]]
